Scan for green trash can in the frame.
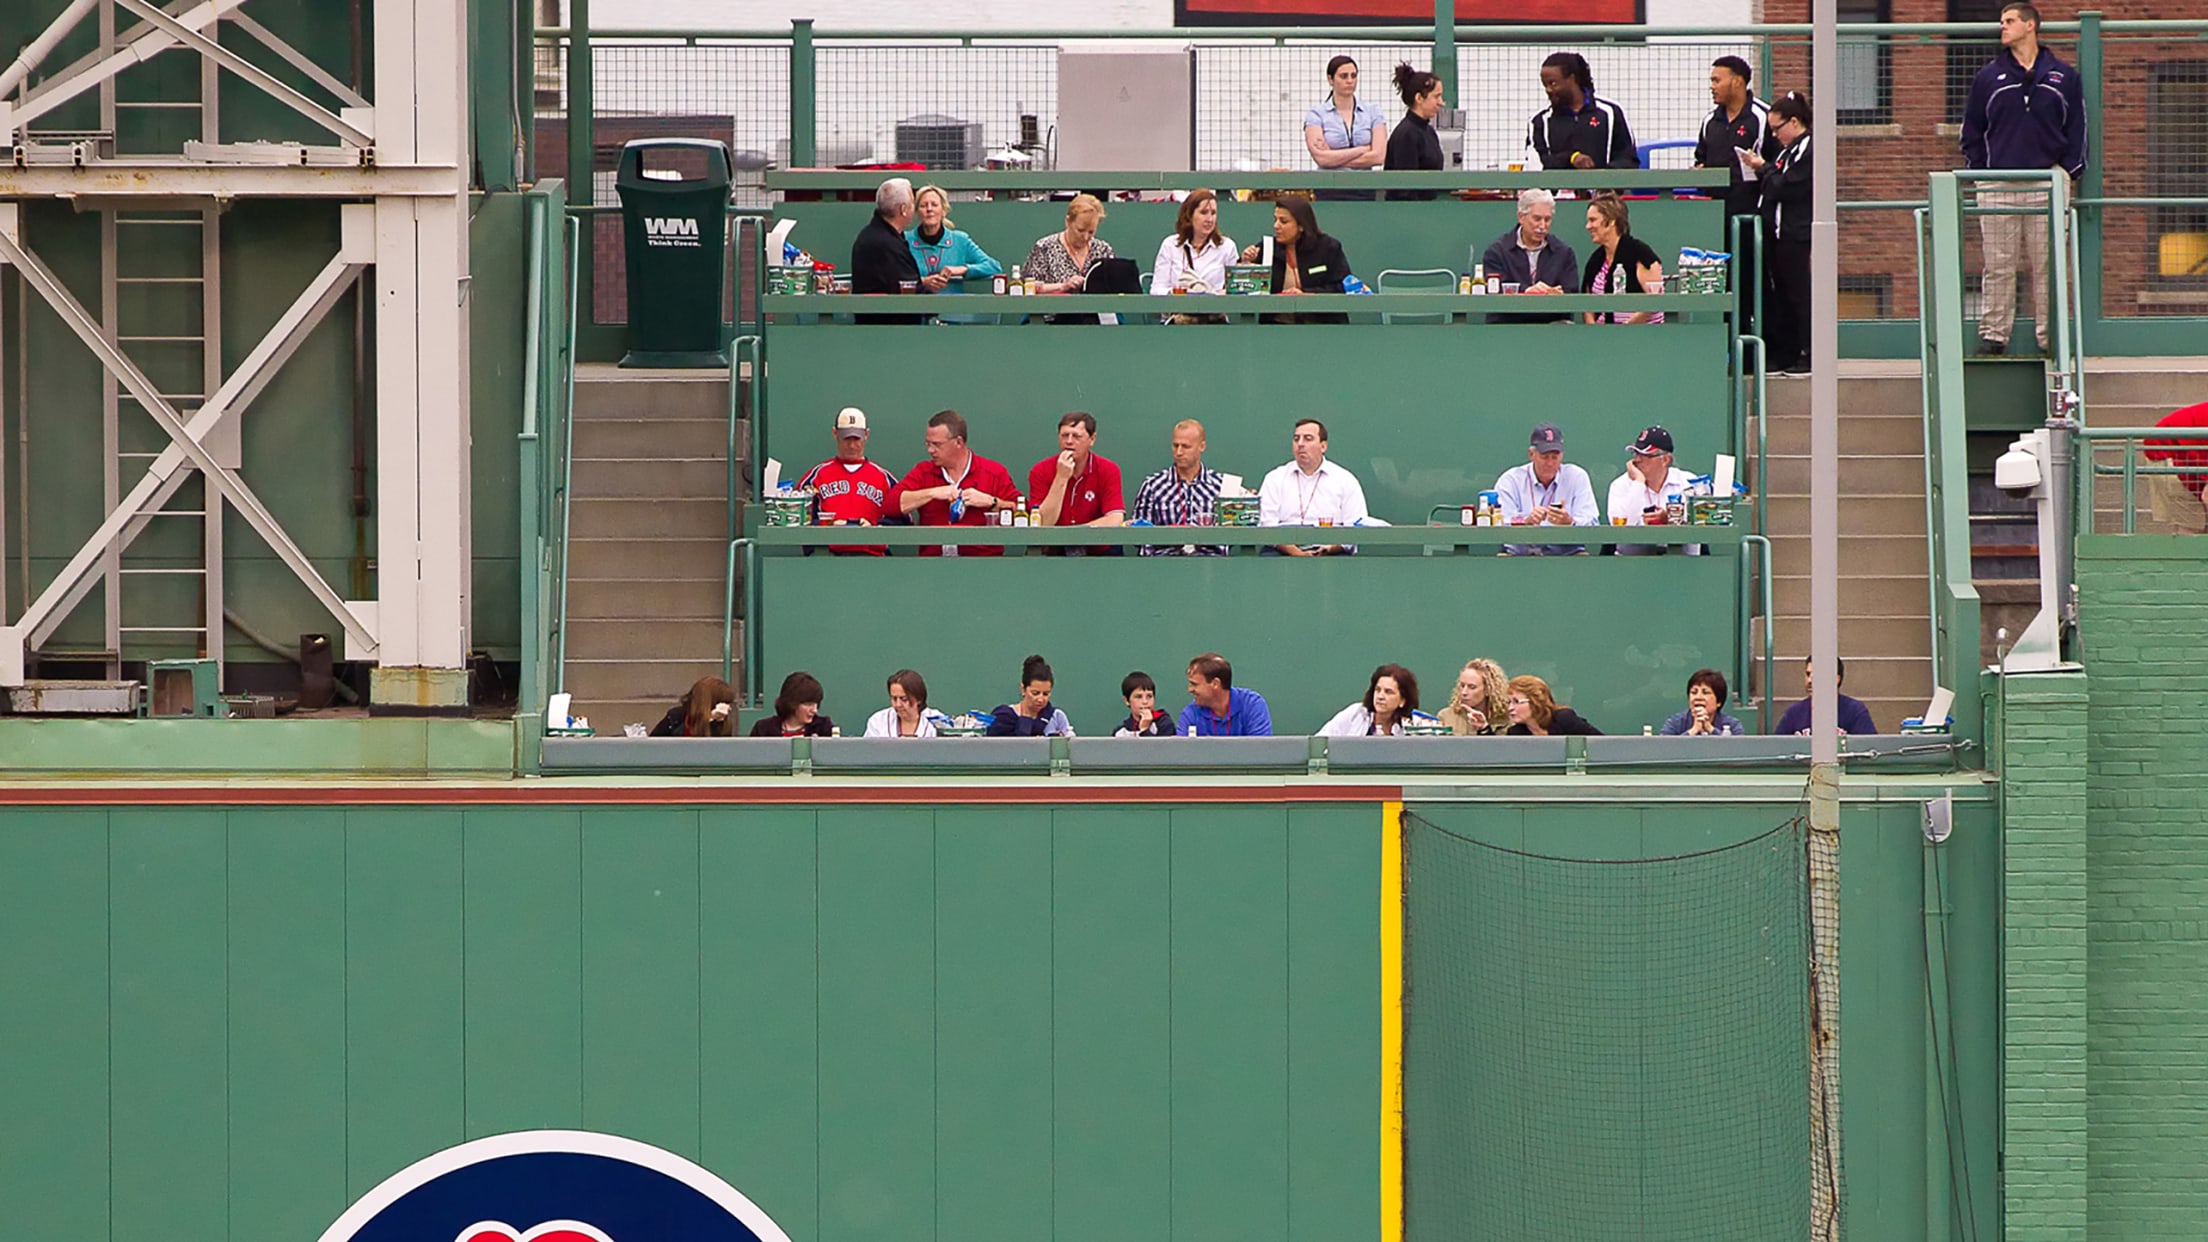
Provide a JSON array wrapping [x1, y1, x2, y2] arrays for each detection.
[[616, 137, 732, 368]]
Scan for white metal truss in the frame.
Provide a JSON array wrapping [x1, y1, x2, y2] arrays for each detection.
[[0, 0, 471, 687]]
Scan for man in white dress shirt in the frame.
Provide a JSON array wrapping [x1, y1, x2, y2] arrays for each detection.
[[1493, 422, 1599, 555], [1605, 424, 1700, 556], [1258, 418, 1368, 556]]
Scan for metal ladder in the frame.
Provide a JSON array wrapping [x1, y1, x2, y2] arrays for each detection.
[[91, 0, 224, 678]]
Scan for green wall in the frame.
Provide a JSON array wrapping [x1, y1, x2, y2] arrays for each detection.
[[0, 799, 1383, 1242], [2078, 535, 2208, 1240], [758, 550, 1741, 737], [761, 321, 1736, 529]]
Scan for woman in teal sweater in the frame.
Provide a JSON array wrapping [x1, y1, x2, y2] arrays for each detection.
[[905, 184, 1002, 293]]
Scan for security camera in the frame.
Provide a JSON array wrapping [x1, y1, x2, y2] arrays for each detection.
[[1996, 433, 2045, 498]]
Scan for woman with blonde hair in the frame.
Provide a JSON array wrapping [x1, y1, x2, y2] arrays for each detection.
[[1503, 674, 1603, 736], [1438, 658, 1510, 736], [1149, 188, 1238, 295], [1025, 193, 1115, 295], [648, 675, 738, 737], [905, 184, 1001, 294]]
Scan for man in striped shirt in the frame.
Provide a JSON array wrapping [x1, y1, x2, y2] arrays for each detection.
[[1132, 418, 1226, 556]]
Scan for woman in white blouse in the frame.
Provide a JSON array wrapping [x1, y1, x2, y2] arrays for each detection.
[[1149, 188, 1238, 296], [863, 669, 946, 738]]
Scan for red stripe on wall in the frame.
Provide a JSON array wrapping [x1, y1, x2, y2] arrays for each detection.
[[0, 783, 1405, 807]]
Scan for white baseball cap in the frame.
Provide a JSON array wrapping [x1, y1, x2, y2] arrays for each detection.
[[835, 407, 868, 437]]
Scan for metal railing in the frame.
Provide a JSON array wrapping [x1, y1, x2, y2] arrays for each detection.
[[517, 182, 579, 754], [2080, 427, 2208, 535]]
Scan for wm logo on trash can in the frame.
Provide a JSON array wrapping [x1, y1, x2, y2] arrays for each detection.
[[643, 217, 702, 247]]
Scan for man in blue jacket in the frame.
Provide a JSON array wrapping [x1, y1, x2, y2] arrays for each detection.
[[1960, 0, 2087, 357]]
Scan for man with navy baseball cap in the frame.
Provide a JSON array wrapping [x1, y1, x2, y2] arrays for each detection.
[[1493, 421, 1598, 556]]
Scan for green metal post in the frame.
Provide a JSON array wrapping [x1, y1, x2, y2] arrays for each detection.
[[2076, 12, 2105, 338], [791, 19, 817, 168], [1433, 0, 1457, 103], [565, 0, 592, 208]]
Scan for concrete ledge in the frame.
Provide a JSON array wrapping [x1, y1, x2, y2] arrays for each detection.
[[0, 716, 517, 776]]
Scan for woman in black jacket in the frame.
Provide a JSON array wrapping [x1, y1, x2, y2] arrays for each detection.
[[1580, 191, 1667, 325], [1240, 195, 1353, 323], [1384, 63, 1445, 200], [1502, 675, 1603, 737], [747, 671, 835, 738], [1746, 91, 1813, 375]]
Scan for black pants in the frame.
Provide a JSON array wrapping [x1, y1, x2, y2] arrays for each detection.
[[1728, 217, 1759, 340], [1764, 234, 1812, 369]]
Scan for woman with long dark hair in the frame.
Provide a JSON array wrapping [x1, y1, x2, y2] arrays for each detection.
[[1319, 664, 1422, 737], [1149, 188, 1238, 296], [649, 675, 738, 737], [1240, 195, 1354, 323]]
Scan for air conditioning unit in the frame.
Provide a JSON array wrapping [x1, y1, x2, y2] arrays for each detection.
[[894, 114, 984, 170]]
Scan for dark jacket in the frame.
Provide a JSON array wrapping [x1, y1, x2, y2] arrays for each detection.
[[1384, 112, 1443, 200], [1774, 694, 1877, 736], [650, 703, 733, 738], [748, 715, 835, 738], [1507, 707, 1603, 736], [1583, 234, 1664, 296], [1268, 232, 1352, 324], [851, 212, 925, 324], [1693, 94, 1779, 218], [1759, 133, 1814, 244], [1481, 226, 1581, 324], [1961, 46, 2088, 176], [1529, 95, 1638, 170]]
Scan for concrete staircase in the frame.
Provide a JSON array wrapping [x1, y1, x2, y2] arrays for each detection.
[[558, 367, 738, 731], [1758, 361, 1934, 734]]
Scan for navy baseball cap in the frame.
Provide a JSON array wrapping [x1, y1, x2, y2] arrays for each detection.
[[1529, 423, 1565, 451], [1630, 425, 1675, 455]]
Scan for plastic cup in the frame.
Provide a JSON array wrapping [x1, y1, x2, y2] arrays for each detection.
[[1502, 282, 1521, 295], [898, 280, 918, 295]]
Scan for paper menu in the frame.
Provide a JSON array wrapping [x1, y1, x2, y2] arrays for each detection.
[[1733, 146, 1761, 181]]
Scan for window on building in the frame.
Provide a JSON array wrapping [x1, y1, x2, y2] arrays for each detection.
[[1946, 0, 2004, 124], [2150, 62, 2208, 291], [1838, 274, 1893, 319], [1837, 0, 1892, 125]]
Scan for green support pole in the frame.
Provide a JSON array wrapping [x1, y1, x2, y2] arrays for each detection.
[[791, 19, 817, 168], [1433, 0, 1457, 103], [566, 0, 591, 207], [2076, 11, 2104, 336]]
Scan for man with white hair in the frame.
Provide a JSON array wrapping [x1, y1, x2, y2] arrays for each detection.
[[851, 176, 924, 323], [1480, 187, 1579, 324]]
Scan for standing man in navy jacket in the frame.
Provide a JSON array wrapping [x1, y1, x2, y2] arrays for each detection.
[[1960, 1, 2088, 356]]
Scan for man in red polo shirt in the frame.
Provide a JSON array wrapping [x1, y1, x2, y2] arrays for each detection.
[[895, 408, 1020, 556], [1028, 411, 1127, 555], [2144, 401, 2208, 503], [796, 406, 898, 555]]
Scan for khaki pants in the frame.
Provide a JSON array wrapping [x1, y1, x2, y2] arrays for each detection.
[[1978, 188, 2050, 349]]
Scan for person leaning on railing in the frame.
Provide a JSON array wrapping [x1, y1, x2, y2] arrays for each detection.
[[1438, 658, 1510, 736], [649, 675, 737, 737], [906, 184, 1001, 294], [1319, 663, 1421, 738], [987, 654, 1077, 737], [1605, 425, 1698, 556], [1240, 195, 1352, 324], [1149, 188, 1239, 298], [1504, 675, 1603, 736], [1383, 63, 1445, 201], [1027, 411, 1127, 555], [1580, 192, 1666, 325], [894, 408, 1019, 556], [1180, 652, 1274, 737]]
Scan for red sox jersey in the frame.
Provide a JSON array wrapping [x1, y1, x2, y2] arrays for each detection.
[[799, 457, 898, 555]]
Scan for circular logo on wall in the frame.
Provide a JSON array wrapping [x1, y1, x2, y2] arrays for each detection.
[[315, 1130, 794, 1242]]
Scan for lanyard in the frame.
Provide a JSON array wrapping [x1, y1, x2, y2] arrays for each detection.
[[1297, 467, 1323, 521]]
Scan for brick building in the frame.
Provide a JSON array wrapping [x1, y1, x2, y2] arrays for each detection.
[[1758, 0, 2208, 321]]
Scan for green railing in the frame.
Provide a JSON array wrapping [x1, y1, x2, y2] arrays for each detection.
[[2080, 427, 2208, 534], [517, 182, 578, 767]]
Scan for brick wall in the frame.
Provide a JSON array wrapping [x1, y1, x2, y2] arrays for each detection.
[[1756, 4, 2208, 318], [1997, 667, 2090, 1241], [2077, 535, 2208, 1238]]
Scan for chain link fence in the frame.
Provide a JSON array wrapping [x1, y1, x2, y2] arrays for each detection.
[[536, 24, 2208, 325]]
